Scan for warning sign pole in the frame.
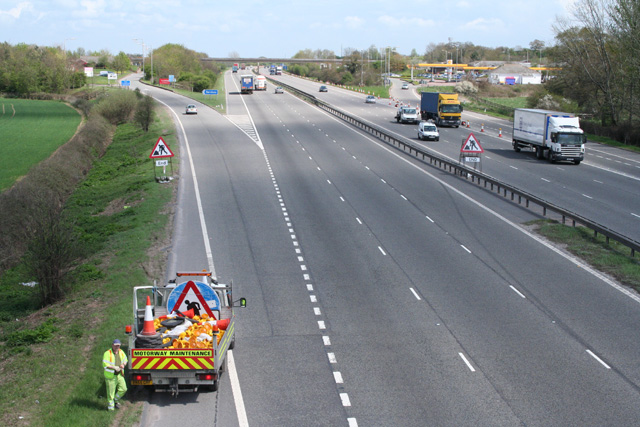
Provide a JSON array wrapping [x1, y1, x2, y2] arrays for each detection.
[[149, 137, 175, 183]]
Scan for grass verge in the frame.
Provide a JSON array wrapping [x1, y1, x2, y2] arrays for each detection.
[[530, 220, 640, 292], [0, 104, 177, 426]]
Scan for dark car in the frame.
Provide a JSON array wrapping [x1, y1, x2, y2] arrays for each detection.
[[319, 85, 328, 92]]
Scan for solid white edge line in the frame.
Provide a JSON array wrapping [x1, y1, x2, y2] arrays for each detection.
[[227, 351, 249, 426], [586, 349, 611, 369], [409, 287, 421, 300], [459, 352, 476, 372]]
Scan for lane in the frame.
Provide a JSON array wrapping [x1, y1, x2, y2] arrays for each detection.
[[242, 84, 640, 425], [268, 72, 640, 242], [136, 70, 640, 426]]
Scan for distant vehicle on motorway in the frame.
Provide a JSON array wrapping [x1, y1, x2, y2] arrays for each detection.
[[319, 85, 328, 92], [185, 104, 197, 114], [365, 95, 376, 103], [417, 121, 439, 141], [402, 83, 409, 90], [275, 86, 284, 94]]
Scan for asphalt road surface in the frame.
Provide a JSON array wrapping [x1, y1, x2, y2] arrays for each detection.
[[132, 72, 640, 426]]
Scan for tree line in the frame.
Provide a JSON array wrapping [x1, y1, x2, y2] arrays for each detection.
[[0, 42, 221, 96]]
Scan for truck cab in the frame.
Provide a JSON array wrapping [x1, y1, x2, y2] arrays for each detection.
[[396, 106, 419, 124]]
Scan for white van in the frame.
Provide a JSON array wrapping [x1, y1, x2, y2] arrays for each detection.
[[418, 121, 439, 141]]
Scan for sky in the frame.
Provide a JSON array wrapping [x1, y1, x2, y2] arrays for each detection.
[[0, 0, 577, 58]]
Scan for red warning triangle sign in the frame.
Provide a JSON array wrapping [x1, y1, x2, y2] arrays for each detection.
[[170, 281, 215, 318], [460, 133, 484, 153], [149, 137, 174, 158]]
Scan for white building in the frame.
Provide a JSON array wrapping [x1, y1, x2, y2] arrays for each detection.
[[488, 63, 542, 85]]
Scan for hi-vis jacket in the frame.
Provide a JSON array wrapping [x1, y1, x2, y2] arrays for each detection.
[[103, 348, 128, 379]]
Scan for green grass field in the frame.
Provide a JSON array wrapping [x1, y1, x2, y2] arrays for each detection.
[[0, 98, 82, 191], [486, 97, 528, 108]]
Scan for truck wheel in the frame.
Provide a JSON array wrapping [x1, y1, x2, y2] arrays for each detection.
[[396, 117, 400, 123], [209, 381, 219, 392], [548, 152, 555, 163], [513, 142, 521, 152], [536, 147, 544, 160], [574, 160, 581, 165], [435, 137, 439, 141], [229, 338, 235, 350]]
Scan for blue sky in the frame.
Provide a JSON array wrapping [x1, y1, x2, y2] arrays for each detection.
[[1, 0, 576, 57]]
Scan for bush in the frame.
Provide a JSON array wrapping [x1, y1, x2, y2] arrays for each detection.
[[454, 81, 478, 95], [92, 90, 138, 124], [5, 318, 59, 347]]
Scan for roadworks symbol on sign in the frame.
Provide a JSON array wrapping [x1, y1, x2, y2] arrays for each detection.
[[461, 133, 484, 153], [149, 137, 174, 158]]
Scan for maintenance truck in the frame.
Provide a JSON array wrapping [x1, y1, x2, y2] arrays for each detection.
[[126, 271, 246, 395], [420, 92, 463, 127], [240, 74, 254, 94], [512, 108, 586, 164]]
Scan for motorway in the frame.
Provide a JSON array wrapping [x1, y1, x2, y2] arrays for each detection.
[[132, 71, 640, 426], [268, 73, 640, 243]]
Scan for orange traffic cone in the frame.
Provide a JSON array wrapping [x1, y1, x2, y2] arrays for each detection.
[[141, 296, 156, 336], [215, 318, 231, 330], [466, 121, 470, 128], [481, 124, 485, 132], [178, 308, 195, 318], [498, 128, 502, 137]]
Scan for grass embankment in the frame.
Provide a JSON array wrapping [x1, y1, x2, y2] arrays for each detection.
[[0, 99, 82, 191], [0, 105, 177, 426], [531, 220, 640, 292], [171, 74, 227, 113]]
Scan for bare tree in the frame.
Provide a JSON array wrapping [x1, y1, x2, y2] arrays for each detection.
[[554, 0, 620, 125]]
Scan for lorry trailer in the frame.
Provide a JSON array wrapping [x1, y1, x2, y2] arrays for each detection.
[[512, 108, 586, 164], [239, 74, 254, 94]]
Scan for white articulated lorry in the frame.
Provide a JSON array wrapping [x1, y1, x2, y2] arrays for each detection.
[[512, 108, 586, 165]]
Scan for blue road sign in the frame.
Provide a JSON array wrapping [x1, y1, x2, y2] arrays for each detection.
[[121, 80, 130, 86], [202, 89, 218, 95]]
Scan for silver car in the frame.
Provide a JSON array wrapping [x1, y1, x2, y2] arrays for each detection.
[[365, 95, 377, 103]]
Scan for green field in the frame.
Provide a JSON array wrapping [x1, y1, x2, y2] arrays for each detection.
[[486, 97, 528, 108], [0, 98, 81, 191]]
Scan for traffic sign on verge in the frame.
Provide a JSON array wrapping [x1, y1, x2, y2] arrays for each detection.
[[149, 137, 174, 158], [202, 89, 218, 95], [461, 133, 484, 153], [120, 80, 130, 86]]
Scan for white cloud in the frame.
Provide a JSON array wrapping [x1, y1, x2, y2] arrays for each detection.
[[378, 15, 433, 27], [461, 17, 505, 32], [72, 0, 107, 19], [0, 1, 34, 19], [344, 16, 363, 29]]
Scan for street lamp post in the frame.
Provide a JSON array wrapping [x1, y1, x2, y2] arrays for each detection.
[[133, 38, 145, 78]]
